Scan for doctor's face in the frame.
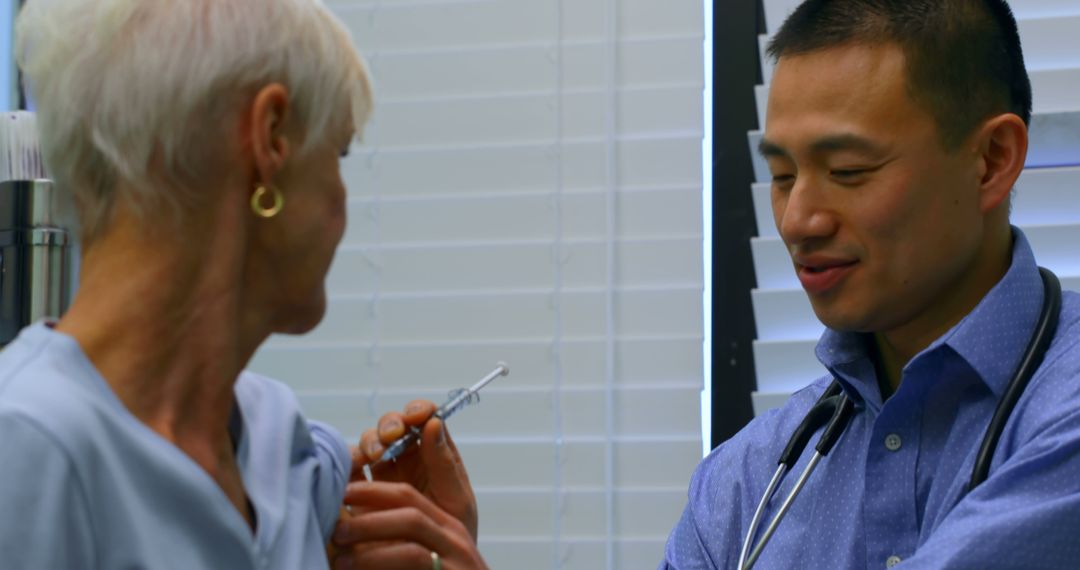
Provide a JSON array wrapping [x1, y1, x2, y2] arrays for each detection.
[[762, 43, 987, 340]]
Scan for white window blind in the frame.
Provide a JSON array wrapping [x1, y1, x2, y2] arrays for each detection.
[[749, 0, 1080, 414], [247, 1, 706, 568]]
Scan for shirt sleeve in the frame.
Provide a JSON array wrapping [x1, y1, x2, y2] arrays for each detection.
[[657, 379, 833, 570], [307, 419, 351, 541], [0, 413, 96, 568], [901, 365, 1080, 568], [660, 494, 722, 570], [659, 420, 783, 570]]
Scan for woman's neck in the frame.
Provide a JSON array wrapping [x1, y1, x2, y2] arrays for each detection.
[[55, 201, 267, 477]]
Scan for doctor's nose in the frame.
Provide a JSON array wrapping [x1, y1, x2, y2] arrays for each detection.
[[773, 177, 838, 247]]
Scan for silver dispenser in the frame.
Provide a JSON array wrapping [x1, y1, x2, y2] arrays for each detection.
[[0, 179, 71, 345]]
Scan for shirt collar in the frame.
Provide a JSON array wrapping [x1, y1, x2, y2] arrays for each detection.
[[815, 227, 1044, 403], [938, 228, 1044, 397]]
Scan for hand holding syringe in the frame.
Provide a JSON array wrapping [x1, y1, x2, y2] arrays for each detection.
[[375, 362, 510, 464], [335, 363, 510, 563]]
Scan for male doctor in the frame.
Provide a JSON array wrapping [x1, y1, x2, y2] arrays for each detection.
[[662, 0, 1080, 568]]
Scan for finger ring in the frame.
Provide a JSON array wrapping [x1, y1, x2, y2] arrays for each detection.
[[431, 551, 442, 570]]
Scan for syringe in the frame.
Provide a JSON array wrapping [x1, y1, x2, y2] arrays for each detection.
[[376, 362, 510, 464]]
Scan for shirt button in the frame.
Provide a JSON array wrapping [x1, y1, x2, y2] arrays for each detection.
[[884, 433, 903, 451], [886, 555, 903, 567]]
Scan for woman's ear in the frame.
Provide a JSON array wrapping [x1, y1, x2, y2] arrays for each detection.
[[974, 113, 1028, 214], [247, 83, 292, 186]]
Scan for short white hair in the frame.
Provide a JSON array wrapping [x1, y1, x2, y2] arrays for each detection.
[[16, 0, 373, 240]]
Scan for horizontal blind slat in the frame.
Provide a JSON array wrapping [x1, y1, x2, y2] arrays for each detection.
[[292, 288, 702, 344], [474, 487, 688, 539], [370, 88, 705, 147], [294, 386, 703, 439], [752, 338, 824, 394], [341, 135, 702, 195], [336, 0, 701, 52], [459, 439, 702, 488], [341, 184, 702, 246], [479, 538, 668, 570], [752, 288, 822, 342], [251, 336, 703, 390], [326, 240, 703, 294], [365, 36, 703, 99]]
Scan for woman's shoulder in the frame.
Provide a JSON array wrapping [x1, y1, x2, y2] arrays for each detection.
[[234, 370, 350, 519], [234, 369, 305, 419], [0, 323, 105, 449], [234, 369, 342, 448], [0, 327, 100, 508]]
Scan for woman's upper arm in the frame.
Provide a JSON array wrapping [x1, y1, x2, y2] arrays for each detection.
[[306, 419, 351, 540]]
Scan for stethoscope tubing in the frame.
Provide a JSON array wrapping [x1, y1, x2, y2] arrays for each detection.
[[969, 267, 1061, 488], [741, 452, 824, 569], [738, 464, 787, 569], [738, 390, 853, 569]]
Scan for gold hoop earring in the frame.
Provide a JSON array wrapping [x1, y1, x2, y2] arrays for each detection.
[[251, 184, 284, 218]]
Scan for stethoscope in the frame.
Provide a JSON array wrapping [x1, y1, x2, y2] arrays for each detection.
[[738, 268, 1063, 570]]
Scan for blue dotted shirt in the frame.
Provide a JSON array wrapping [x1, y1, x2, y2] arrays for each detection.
[[661, 229, 1080, 569]]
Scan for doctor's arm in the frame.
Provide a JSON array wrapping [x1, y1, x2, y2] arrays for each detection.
[[900, 394, 1080, 568], [659, 382, 831, 570], [660, 497, 727, 570]]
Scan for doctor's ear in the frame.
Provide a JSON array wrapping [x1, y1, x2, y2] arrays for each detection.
[[973, 113, 1027, 214], [246, 83, 293, 184]]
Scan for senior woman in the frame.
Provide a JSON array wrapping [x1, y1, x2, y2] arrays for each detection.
[[0, 0, 487, 568]]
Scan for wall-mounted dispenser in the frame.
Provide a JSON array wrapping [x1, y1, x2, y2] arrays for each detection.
[[0, 111, 71, 346]]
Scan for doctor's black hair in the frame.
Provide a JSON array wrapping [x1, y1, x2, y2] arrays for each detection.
[[766, 0, 1032, 150]]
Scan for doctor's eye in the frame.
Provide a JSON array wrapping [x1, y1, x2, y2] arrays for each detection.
[[830, 169, 872, 184], [771, 174, 795, 188]]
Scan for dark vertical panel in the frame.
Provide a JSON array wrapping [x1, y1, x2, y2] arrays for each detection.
[[16, 0, 27, 110], [710, 0, 765, 448]]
